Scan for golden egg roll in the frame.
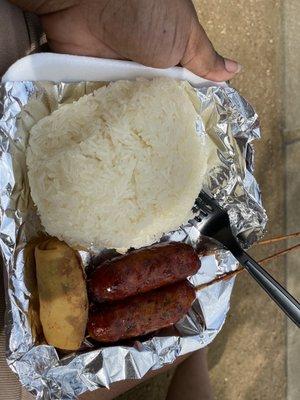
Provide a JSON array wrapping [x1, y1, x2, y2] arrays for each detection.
[[35, 238, 88, 350]]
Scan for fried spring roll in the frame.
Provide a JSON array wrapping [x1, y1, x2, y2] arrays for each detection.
[[35, 238, 88, 350]]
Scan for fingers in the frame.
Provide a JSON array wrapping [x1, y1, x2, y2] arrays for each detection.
[[41, 11, 123, 60], [181, 21, 241, 82]]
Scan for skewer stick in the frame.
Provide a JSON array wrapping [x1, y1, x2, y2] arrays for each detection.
[[195, 242, 300, 292], [257, 231, 300, 246], [259, 243, 300, 265]]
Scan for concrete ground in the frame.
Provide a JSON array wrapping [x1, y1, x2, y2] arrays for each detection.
[[117, 1, 299, 399]]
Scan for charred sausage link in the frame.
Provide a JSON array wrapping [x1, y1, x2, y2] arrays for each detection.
[[88, 242, 199, 302], [88, 280, 195, 342]]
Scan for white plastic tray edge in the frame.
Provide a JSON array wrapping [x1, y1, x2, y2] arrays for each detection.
[[2, 53, 226, 87]]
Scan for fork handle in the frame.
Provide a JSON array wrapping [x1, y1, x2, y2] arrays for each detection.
[[238, 251, 300, 327]]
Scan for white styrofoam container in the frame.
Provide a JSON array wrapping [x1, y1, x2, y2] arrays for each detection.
[[2, 52, 226, 87]]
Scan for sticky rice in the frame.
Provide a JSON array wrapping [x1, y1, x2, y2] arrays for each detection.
[[27, 78, 212, 249]]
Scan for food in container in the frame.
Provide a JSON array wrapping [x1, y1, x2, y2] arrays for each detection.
[[0, 55, 266, 399]]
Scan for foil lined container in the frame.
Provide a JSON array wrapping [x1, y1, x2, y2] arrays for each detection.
[[0, 80, 267, 399]]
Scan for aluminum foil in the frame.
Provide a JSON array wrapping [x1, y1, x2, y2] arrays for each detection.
[[0, 80, 267, 399]]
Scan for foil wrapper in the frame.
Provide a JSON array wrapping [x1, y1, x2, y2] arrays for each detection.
[[0, 80, 267, 399]]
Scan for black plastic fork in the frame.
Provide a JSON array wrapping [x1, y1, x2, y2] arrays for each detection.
[[195, 190, 300, 327]]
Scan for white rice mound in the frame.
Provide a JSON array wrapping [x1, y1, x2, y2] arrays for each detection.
[[27, 78, 212, 249]]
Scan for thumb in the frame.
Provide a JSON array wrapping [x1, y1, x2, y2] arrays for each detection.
[[181, 21, 241, 82]]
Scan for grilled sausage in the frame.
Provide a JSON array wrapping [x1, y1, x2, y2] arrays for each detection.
[[88, 280, 195, 342], [89, 242, 199, 303]]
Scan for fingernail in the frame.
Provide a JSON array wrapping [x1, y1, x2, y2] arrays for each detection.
[[224, 59, 242, 74]]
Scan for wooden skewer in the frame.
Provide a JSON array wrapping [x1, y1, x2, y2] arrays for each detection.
[[257, 231, 300, 245], [195, 242, 300, 292], [195, 267, 244, 291], [258, 243, 300, 265]]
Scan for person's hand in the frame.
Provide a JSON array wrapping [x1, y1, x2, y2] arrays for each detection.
[[11, 0, 241, 81]]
